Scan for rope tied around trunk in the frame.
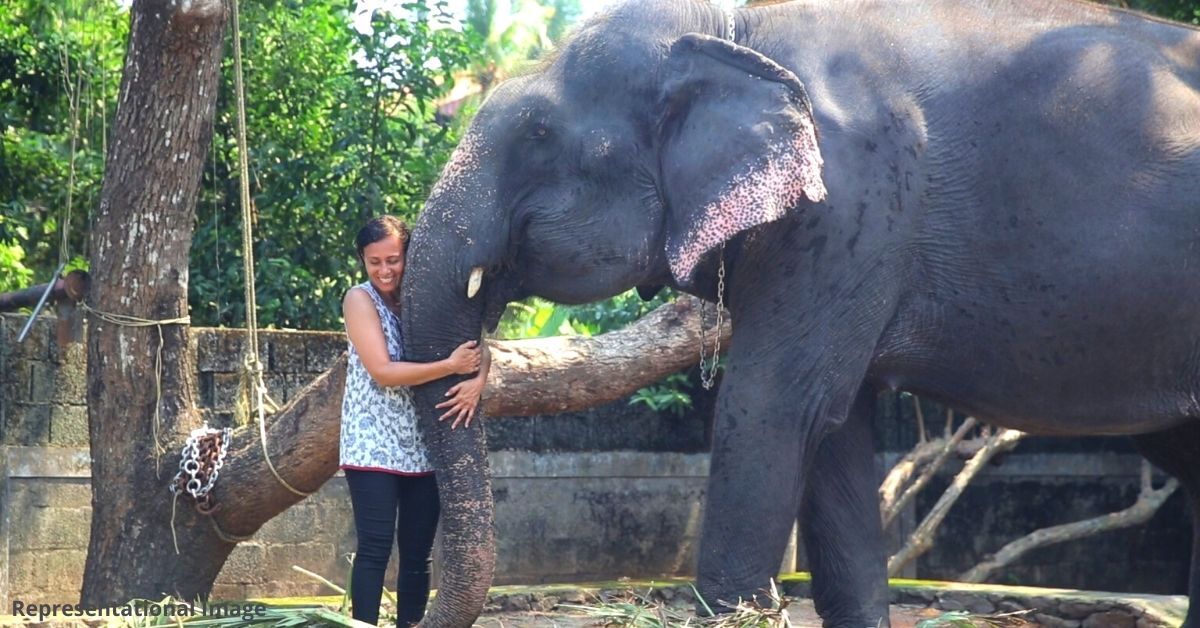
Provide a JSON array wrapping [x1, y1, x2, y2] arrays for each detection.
[[80, 303, 190, 473]]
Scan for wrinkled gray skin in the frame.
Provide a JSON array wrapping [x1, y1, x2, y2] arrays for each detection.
[[400, 1, 1200, 626]]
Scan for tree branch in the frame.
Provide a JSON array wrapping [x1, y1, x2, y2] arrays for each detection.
[[482, 295, 731, 416], [958, 461, 1179, 583], [880, 417, 977, 529], [201, 295, 732, 535], [887, 428, 1026, 576]]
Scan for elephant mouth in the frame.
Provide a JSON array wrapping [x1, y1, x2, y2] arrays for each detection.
[[475, 267, 522, 333]]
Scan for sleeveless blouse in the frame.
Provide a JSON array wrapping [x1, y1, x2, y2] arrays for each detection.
[[340, 282, 433, 475]]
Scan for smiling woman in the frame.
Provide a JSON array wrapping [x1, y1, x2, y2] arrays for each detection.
[[339, 215, 490, 626]]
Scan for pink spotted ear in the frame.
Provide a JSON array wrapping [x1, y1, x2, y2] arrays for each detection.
[[659, 34, 826, 285]]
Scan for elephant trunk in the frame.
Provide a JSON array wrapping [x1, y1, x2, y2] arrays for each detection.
[[401, 148, 504, 628]]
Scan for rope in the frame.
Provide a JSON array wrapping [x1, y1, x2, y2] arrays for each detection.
[[171, 492, 181, 554], [229, 0, 312, 499], [247, 354, 311, 497], [209, 515, 256, 544], [230, 0, 258, 368], [58, 2, 82, 269], [82, 303, 190, 472], [172, 490, 256, 552]]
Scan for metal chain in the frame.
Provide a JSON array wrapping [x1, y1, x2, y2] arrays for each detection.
[[699, 247, 726, 390], [698, 8, 734, 391], [170, 424, 233, 516]]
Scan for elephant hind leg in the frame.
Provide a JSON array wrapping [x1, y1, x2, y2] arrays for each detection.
[[801, 386, 890, 628], [1132, 422, 1200, 628]]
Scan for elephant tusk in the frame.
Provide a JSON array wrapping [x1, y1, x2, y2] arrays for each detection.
[[467, 267, 484, 299]]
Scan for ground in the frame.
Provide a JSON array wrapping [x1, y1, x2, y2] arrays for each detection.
[[474, 601, 953, 627]]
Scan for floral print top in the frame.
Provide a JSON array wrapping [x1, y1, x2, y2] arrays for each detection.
[[339, 282, 433, 475]]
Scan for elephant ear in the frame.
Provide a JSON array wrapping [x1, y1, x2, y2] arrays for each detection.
[[659, 33, 827, 286]]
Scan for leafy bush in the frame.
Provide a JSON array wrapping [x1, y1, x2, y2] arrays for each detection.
[[0, 237, 33, 293], [0, 1, 125, 283], [190, 0, 479, 330], [1128, 0, 1200, 23]]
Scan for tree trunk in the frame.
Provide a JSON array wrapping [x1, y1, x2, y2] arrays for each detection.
[[81, 0, 229, 606], [484, 295, 729, 416]]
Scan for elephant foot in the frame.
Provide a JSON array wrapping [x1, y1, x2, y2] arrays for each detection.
[[817, 612, 890, 628], [692, 591, 890, 628]]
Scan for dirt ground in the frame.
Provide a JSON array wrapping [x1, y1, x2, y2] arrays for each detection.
[[473, 601, 970, 627]]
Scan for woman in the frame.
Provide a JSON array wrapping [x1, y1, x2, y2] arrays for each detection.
[[340, 215, 490, 626]]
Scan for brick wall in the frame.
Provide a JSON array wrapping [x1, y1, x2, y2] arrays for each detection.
[[1, 316, 88, 446], [0, 314, 349, 444], [1, 312, 1194, 607], [191, 325, 346, 428], [0, 313, 709, 607]]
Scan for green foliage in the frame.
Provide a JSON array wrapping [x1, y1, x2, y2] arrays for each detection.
[[190, 0, 478, 329], [1127, 0, 1200, 23], [0, 0, 126, 283], [0, 238, 33, 292], [464, 0, 578, 94], [916, 611, 980, 628], [496, 288, 674, 339], [630, 372, 694, 418]]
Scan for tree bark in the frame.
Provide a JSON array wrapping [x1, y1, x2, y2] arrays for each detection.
[[887, 428, 1026, 577], [484, 295, 729, 416], [82, 0, 228, 606], [959, 461, 1179, 583]]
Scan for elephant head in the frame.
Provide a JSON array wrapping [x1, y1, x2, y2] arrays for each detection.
[[400, 2, 826, 625]]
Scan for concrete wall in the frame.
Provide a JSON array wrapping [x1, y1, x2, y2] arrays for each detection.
[[1, 312, 1194, 607], [0, 314, 88, 446], [0, 313, 708, 607], [0, 444, 708, 606]]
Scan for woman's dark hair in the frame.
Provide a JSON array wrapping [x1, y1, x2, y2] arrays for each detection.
[[355, 215, 410, 262]]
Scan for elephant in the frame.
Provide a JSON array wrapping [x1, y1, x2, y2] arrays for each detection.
[[398, 1, 1200, 626]]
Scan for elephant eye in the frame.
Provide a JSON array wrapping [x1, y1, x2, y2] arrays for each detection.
[[528, 124, 550, 140]]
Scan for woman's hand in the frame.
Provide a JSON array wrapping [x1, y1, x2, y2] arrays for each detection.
[[436, 376, 485, 429], [445, 340, 481, 374]]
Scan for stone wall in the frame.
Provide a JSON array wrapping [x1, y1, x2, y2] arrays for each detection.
[[1, 312, 1194, 608], [1, 315, 88, 446], [0, 445, 707, 606], [0, 313, 709, 608]]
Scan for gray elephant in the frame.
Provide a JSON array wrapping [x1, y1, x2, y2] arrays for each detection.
[[398, 1, 1200, 626]]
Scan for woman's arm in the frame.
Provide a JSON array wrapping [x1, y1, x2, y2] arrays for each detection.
[[437, 340, 491, 429], [343, 288, 480, 387]]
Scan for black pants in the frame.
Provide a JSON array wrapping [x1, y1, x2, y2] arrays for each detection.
[[345, 469, 440, 627]]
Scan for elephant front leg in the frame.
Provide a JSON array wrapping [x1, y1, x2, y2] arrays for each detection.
[[694, 386, 804, 611], [801, 386, 890, 628], [694, 340, 874, 619]]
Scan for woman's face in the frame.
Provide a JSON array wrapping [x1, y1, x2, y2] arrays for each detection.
[[362, 234, 405, 297]]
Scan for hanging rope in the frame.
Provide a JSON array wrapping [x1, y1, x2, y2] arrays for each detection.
[[229, 0, 311, 499], [81, 304, 191, 471], [58, 2, 83, 269]]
